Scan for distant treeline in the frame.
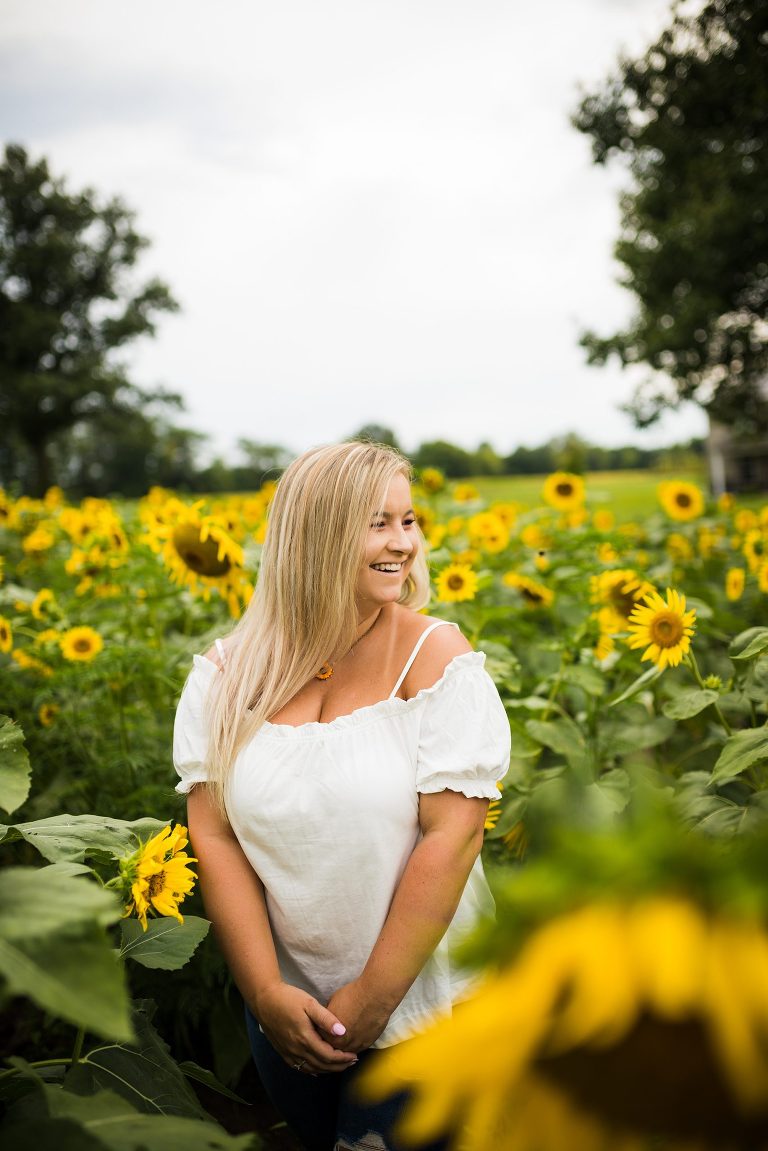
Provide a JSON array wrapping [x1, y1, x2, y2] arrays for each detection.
[[1, 416, 707, 498]]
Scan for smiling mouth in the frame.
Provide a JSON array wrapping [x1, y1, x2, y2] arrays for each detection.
[[371, 563, 403, 572]]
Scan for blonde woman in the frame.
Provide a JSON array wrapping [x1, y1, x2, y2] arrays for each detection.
[[173, 442, 510, 1151]]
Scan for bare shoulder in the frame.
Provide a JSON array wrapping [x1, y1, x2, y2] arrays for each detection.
[[401, 615, 472, 697], [201, 640, 225, 670]]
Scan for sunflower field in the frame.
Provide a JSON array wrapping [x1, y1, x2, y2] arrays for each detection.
[[1, 471, 768, 1150]]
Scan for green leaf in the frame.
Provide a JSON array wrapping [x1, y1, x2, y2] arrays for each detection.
[[120, 915, 210, 970], [0, 814, 167, 863], [608, 664, 663, 707], [0, 925, 133, 1042], [0, 715, 31, 816], [65, 1005, 209, 1119], [608, 717, 676, 756], [710, 727, 768, 784], [525, 717, 590, 774], [5, 1081, 258, 1150], [584, 768, 631, 818], [178, 1061, 249, 1104], [730, 627, 768, 662], [508, 722, 542, 759], [662, 688, 719, 720], [0, 866, 121, 939], [562, 665, 606, 697]]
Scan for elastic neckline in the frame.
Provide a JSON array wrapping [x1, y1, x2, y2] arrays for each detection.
[[191, 650, 486, 738]]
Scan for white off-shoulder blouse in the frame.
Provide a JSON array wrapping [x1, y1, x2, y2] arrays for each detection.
[[173, 623, 511, 1047]]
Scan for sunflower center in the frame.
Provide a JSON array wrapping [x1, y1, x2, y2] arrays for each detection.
[[610, 585, 639, 619], [648, 610, 685, 648], [147, 869, 166, 898], [447, 573, 466, 591], [522, 588, 543, 604], [172, 525, 231, 576], [675, 493, 692, 508], [555, 482, 574, 497], [73, 638, 92, 653]]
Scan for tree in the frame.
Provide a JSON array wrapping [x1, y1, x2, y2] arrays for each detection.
[[348, 425, 403, 452], [573, 0, 768, 435], [0, 144, 179, 492]]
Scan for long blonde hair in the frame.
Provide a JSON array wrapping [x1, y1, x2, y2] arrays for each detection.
[[204, 441, 430, 812]]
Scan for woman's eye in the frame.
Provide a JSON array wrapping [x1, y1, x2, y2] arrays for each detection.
[[371, 521, 386, 530]]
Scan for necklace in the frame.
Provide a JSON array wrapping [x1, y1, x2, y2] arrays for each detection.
[[315, 611, 381, 681]]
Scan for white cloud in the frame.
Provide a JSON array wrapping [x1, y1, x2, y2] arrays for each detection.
[[1, 0, 708, 458]]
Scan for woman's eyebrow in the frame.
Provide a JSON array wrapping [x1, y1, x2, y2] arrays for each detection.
[[374, 508, 415, 519]]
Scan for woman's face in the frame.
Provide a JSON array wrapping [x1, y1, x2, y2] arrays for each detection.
[[355, 473, 418, 617]]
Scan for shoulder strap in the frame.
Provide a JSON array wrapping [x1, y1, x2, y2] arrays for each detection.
[[388, 620, 458, 699], [214, 638, 227, 668]]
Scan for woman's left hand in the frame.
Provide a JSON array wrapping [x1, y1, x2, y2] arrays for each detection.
[[326, 979, 391, 1052]]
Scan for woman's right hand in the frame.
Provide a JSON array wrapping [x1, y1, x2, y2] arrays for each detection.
[[254, 982, 358, 1074]]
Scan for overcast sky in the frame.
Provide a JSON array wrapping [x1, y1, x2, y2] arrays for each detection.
[[1, 0, 709, 460]]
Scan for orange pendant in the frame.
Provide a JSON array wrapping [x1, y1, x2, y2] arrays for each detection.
[[315, 662, 333, 681]]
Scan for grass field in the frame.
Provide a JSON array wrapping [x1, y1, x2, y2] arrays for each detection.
[[468, 469, 710, 520]]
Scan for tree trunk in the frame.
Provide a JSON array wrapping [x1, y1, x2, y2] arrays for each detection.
[[30, 436, 52, 497]]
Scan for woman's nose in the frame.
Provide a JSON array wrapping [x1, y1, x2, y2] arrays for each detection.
[[389, 523, 413, 553]]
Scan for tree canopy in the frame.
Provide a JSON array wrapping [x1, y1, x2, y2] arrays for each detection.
[[573, 0, 768, 435], [0, 144, 179, 492]]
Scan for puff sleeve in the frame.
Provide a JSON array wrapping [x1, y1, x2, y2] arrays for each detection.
[[173, 656, 217, 795], [415, 652, 511, 799]]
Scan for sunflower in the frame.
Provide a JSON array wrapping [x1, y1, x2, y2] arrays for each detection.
[[592, 509, 614, 532], [590, 569, 655, 632], [666, 532, 693, 561], [60, 626, 104, 662], [759, 564, 768, 595], [658, 480, 704, 522], [0, 615, 12, 654], [452, 483, 480, 504], [735, 509, 758, 534], [503, 572, 554, 609], [420, 467, 445, 494], [38, 702, 59, 727], [542, 472, 585, 512], [743, 529, 767, 573], [725, 568, 745, 602], [120, 824, 198, 931], [22, 525, 56, 554], [12, 649, 52, 676], [360, 899, 768, 1151], [627, 588, 696, 669], [435, 563, 479, 603], [31, 588, 55, 621], [467, 512, 510, 554], [161, 505, 245, 590]]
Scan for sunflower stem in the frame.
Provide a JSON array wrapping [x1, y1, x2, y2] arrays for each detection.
[[70, 1026, 85, 1067], [685, 652, 733, 737]]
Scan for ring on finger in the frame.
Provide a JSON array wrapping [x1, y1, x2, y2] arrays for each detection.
[[294, 1059, 307, 1072]]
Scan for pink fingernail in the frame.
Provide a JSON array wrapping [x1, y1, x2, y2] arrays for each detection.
[[332, 1023, 346, 1036]]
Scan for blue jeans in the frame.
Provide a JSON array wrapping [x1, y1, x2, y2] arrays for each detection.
[[245, 1007, 449, 1151]]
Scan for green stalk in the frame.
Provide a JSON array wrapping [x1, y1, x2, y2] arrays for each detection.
[[685, 651, 733, 737]]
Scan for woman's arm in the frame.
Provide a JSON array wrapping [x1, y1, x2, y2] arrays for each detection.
[[326, 788, 488, 1051], [187, 785, 357, 1072]]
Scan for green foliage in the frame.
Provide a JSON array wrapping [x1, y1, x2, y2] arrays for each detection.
[[0, 715, 31, 814], [574, 0, 768, 433]]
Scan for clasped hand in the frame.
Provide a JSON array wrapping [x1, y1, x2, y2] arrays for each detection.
[[255, 979, 391, 1073]]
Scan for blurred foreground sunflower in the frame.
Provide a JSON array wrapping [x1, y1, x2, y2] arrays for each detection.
[[0, 615, 12, 654], [627, 587, 696, 669], [361, 819, 768, 1150]]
